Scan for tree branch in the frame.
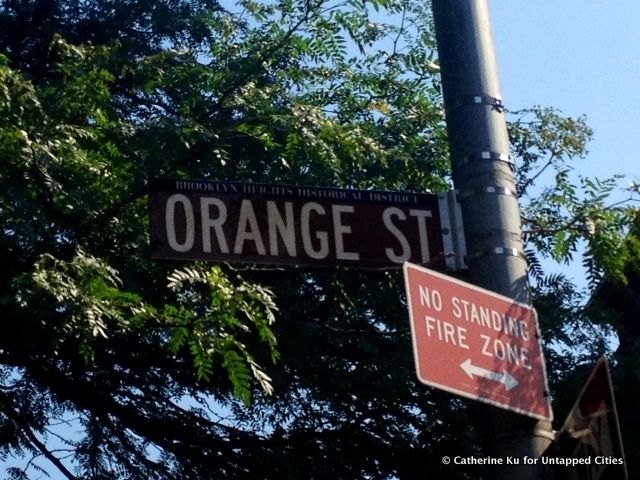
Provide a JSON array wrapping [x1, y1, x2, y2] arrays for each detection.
[[207, 0, 321, 118], [0, 392, 78, 480], [517, 139, 562, 196], [22, 426, 79, 480]]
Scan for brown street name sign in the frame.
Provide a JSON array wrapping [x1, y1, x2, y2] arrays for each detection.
[[148, 177, 445, 268]]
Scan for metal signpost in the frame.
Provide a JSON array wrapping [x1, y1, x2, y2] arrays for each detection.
[[403, 262, 552, 421], [431, 0, 556, 475], [149, 177, 462, 270]]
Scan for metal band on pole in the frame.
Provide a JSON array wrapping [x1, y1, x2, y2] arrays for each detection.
[[458, 186, 517, 200], [465, 246, 528, 264], [452, 94, 505, 112], [460, 151, 515, 167]]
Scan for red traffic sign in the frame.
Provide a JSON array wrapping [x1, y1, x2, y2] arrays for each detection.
[[555, 356, 628, 479], [403, 262, 552, 420]]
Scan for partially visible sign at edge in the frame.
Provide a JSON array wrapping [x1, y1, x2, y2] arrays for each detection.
[[552, 356, 628, 480]]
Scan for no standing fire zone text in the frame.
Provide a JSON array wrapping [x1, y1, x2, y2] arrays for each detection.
[[419, 285, 533, 374], [404, 263, 552, 420]]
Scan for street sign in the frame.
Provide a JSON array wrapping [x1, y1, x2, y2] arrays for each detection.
[[149, 177, 448, 269], [403, 262, 552, 420], [554, 356, 628, 480]]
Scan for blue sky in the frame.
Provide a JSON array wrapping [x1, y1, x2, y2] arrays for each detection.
[[490, 1, 639, 195], [488, 1, 640, 294]]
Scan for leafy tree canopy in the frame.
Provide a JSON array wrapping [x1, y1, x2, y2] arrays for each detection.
[[0, 0, 638, 478]]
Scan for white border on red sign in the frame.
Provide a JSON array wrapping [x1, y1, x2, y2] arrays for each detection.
[[402, 261, 553, 421]]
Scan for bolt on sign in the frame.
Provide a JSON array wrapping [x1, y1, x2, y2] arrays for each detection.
[[403, 262, 553, 420], [149, 178, 446, 269]]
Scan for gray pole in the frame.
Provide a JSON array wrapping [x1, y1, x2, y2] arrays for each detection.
[[431, 0, 555, 478]]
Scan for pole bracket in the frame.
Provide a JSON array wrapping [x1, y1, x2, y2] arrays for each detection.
[[437, 190, 467, 271]]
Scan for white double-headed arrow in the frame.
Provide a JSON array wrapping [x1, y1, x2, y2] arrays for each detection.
[[460, 359, 519, 391]]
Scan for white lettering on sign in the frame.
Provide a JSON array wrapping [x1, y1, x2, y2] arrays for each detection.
[[480, 334, 532, 369], [451, 296, 531, 341], [166, 194, 195, 252], [200, 197, 229, 253], [383, 207, 410, 262], [234, 199, 266, 255], [403, 263, 552, 421], [301, 202, 329, 259], [409, 209, 432, 263], [425, 315, 470, 349], [419, 286, 443, 312], [382, 208, 432, 263], [162, 196, 436, 263], [266, 201, 296, 257], [331, 205, 359, 261], [411, 281, 536, 375]]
